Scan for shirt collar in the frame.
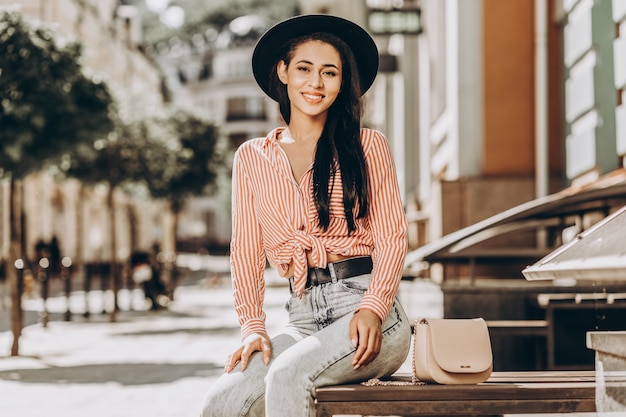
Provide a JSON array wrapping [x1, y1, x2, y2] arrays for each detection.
[[262, 127, 288, 150]]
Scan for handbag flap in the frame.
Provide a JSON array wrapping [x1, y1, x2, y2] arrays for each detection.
[[426, 318, 492, 373]]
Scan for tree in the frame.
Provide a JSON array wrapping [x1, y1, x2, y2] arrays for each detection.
[[61, 106, 223, 307], [140, 107, 224, 295], [0, 9, 115, 354], [60, 118, 151, 322], [143, 107, 223, 208], [0, 10, 114, 177]]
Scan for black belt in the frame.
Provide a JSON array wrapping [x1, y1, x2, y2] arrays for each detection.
[[294, 256, 373, 290]]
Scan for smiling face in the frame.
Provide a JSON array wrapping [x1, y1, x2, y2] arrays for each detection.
[[277, 40, 343, 123]]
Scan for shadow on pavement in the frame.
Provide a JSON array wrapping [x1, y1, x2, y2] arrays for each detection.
[[112, 325, 239, 337], [0, 362, 222, 385]]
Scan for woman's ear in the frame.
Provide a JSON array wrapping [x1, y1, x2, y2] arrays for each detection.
[[277, 60, 288, 85]]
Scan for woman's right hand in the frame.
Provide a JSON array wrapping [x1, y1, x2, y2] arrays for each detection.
[[224, 332, 272, 373]]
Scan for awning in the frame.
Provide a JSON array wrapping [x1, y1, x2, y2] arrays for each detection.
[[404, 170, 626, 276], [522, 204, 626, 281]]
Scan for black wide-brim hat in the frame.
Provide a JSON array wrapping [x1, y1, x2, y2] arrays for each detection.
[[252, 14, 379, 102]]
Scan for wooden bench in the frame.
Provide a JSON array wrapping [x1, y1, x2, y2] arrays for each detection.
[[315, 371, 596, 417]]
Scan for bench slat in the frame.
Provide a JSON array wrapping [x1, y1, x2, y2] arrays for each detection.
[[315, 371, 596, 417], [316, 382, 595, 401], [316, 398, 595, 416]]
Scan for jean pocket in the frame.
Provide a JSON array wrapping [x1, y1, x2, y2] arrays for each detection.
[[337, 274, 370, 294]]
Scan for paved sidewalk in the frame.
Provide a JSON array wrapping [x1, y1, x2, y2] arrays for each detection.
[[0, 272, 290, 417], [0, 266, 584, 417], [0, 261, 447, 417]]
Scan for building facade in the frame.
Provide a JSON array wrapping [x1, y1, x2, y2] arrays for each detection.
[[303, 0, 626, 257], [562, 0, 624, 182]]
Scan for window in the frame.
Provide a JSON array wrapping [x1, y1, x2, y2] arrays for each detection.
[[226, 97, 266, 121]]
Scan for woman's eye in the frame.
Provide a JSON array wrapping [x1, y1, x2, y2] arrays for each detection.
[[297, 66, 309, 72]]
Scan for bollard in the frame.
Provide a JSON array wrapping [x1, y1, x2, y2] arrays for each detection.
[[61, 257, 73, 321], [14, 258, 24, 296], [83, 263, 92, 319], [12, 259, 25, 357], [100, 263, 108, 315], [13, 259, 25, 299], [38, 257, 50, 327]]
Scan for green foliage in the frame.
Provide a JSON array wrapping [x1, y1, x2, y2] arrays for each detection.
[[0, 9, 115, 179], [60, 120, 149, 189], [131, 0, 299, 46], [142, 107, 224, 211], [61, 105, 224, 212], [176, 0, 299, 37]]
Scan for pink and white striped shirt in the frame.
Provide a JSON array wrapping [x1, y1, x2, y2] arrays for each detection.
[[230, 127, 408, 340]]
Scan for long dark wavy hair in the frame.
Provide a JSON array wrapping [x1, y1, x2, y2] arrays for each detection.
[[267, 32, 369, 233]]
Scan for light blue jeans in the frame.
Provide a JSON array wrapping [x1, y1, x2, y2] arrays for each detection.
[[200, 274, 412, 417]]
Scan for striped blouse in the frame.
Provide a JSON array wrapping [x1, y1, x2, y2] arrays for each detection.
[[230, 127, 408, 340]]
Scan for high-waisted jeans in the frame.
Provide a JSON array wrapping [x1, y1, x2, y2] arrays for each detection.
[[200, 273, 412, 417]]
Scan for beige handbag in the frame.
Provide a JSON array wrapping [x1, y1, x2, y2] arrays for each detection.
[[413, 318, 493, 384]]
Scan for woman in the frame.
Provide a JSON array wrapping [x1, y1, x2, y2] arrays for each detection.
[[201, 14, 411, 417]]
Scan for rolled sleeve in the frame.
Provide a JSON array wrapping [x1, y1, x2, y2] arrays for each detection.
[[230, 148, 268, 340], [357, 130, 408, 321]]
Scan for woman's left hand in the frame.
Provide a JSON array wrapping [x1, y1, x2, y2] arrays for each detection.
[[349, 309, 382, 370]]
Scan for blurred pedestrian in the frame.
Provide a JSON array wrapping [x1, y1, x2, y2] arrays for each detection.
[[48, 236, 61, 276], [34, 239, 48, 260], [201, 14, 411, 417], [130, 251, 168, 310]]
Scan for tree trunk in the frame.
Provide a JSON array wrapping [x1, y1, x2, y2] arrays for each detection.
[[168, 201, 181, 300], [106, 186, 118, 322], [9, 179, 24, 356], [76, 184, 87, 317], [76, 184, 84, 265]]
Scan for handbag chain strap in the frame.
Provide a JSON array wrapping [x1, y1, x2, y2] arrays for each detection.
[[361, 377, 424, 386], [360, 321, 424, 386]]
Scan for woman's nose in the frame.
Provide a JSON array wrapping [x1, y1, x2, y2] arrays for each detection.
[[309, 72, 323, 88]]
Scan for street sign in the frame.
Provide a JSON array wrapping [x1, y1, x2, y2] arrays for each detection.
[[367, 9, 422, 35]]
